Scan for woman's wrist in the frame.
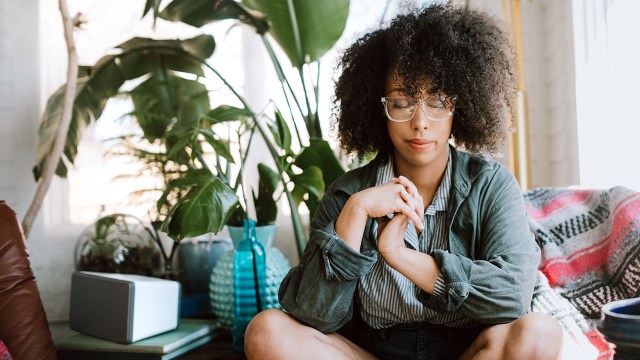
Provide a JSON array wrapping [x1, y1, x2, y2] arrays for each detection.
[[335, 195, 369, 251], [379, 245, 409, 268], [382, 247, 440, 293]]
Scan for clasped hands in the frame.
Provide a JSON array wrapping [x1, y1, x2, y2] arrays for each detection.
[[354, 176, 424, 258]]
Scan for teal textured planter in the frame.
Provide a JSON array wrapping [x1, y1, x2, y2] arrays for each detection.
[[209, 225, 291, 330]]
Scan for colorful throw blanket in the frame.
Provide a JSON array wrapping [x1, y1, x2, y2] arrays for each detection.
[[524, 186, 640, 360]]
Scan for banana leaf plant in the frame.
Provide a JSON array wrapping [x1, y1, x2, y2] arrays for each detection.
[[34, 34, 216, 180]]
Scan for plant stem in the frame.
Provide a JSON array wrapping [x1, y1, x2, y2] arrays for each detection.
[[203, 61, 307, 256], [22, 0, 78, 239], [297, 66, 317, 138], [261, 36, 305, 147], [234, 124, 257, 219], [313, 61, 321, 113]]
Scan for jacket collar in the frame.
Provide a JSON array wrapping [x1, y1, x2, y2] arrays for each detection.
[[449, 144, 495, 198]]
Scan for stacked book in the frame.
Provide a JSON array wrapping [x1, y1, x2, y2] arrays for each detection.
[[57, 318, 217, 360]]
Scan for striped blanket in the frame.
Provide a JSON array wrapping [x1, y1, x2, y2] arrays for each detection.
[[524, 186, 640, 360]]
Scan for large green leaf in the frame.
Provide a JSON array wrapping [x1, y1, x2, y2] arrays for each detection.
[[159, 0, 269, 34], [290, 165, 324, 215], [130, 74, 211, 140], [253, 163, 280, 225], [116, 35, 215, 62], [295, 139, 344, 189], [33, 35, 216, 180], [34, 78, 115, 180], [198, 128, 235, 164], [203, 105, 254, 126], [243, 0, 349, 68], [268, 110, 293, 156], [159, 169, 239, 239]]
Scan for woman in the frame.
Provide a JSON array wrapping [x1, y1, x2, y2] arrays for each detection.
[[245, 4, 563, 359]]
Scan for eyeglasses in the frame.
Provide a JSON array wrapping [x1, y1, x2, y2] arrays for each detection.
[[381, 95, 457, 122]]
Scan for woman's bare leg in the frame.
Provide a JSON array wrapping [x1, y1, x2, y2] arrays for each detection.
[[458, 312, 563, 360], [244, 309, 377, 360]]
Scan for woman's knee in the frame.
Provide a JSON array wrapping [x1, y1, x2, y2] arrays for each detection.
[[246, 309, 290, 344], [245, 309, 297, 356], [506, 312, 563, 359], [512, 312, 562, 339]]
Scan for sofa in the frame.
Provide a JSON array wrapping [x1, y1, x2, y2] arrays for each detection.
[[0, 200, 57, 359]]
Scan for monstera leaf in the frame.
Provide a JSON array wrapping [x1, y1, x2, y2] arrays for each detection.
[[33, 34, 215, 180], [158, 169, 239, 239]]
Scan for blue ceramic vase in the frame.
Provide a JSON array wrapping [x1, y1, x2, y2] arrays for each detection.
[[209, 224, 291, 331]]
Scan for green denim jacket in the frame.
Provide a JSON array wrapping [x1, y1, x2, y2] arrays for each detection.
[[278, 146, 540, 333]]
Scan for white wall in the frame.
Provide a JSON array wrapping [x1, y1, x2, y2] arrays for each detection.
[[471, 0, 581, 188], [477, 0, 640, 191], [572, 0, 640, 191], [0, 0, 40, 219]]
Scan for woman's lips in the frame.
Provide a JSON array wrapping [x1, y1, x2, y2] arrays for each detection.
[[407, 139, 433, 150]]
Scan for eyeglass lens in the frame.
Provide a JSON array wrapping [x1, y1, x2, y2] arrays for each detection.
[[383, 96, 453, 122]]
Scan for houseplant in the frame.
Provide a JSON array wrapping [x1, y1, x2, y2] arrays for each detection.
[[152, 0, 349, 252], [33, 0, 350, 258], [74, 213, 162, 276]]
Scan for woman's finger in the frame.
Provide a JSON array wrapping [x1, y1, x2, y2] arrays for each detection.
[[398, 201, 424, 230], [398, 185, 422, 217], [396, 176, 419, 197]]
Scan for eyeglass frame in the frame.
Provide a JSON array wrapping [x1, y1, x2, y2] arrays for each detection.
[[380, 95, 458, 123]]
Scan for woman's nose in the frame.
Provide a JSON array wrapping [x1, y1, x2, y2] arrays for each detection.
[[410, 102, 429, 130]]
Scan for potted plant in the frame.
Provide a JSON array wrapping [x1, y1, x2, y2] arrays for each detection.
[[74, 213, 162, 276], [33, 0, 350, 259], [152, 0, 350, 252]]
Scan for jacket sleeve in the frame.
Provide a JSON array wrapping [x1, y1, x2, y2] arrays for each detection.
[[418, 167, 540, 324], [278, 186, 378, 333]]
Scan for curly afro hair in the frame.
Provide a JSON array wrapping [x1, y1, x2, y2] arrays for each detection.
[[333, 3, 516, 157]]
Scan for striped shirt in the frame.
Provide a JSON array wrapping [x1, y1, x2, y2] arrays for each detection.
[[357, 151, 475, 329]]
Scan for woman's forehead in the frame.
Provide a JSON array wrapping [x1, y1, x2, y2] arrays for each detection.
[[385, 72, 433, 95]]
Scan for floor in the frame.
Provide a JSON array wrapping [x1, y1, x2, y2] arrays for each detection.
[[176, 328, 246, 360]]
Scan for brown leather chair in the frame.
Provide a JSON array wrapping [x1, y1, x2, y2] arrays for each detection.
[[0, 200, 57, 359]]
